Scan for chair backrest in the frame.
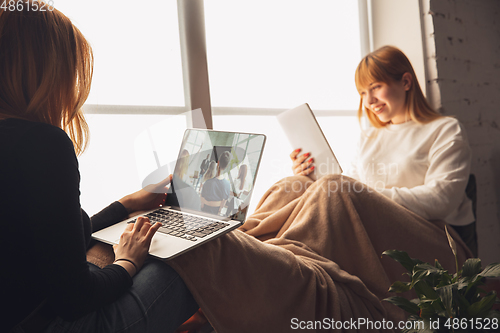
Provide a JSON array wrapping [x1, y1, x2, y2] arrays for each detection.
[[451, 174, 478, 257], [465, 174, 477, 218]]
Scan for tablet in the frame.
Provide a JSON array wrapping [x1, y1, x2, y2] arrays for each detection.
[[277, 103, 342, 180]]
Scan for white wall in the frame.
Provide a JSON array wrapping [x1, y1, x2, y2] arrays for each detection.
[[370, 0, 427, 95], [424, 0, 500, 264]]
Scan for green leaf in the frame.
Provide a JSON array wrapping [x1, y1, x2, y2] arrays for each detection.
[[456, 293, 471, 317], [384, 296, 420, 315], [414, 263, 447, 287], [467, 292, 497, 317], [433, 301, 448, 317], [462, 258, 482, 277], [419, 302, 437, 319], [436, 284, 454, 318], [434, 259, 444, 270], [414, 263, 438, 271], [383, 250, 423, 273], [414, 280, 440, 301], [436, 272, 453, 288], [411, 270, 431, 289], [389, 281, 412, 293], [414, 263, 447, 276], [478, 263, 500, 278], [444, 225, 457, 257], [411, 265, 444, 289], [465, 276, 486, 300], [418, 298, 446, 318]]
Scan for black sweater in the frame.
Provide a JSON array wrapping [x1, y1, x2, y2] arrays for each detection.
[[0, 119, 132, 331]]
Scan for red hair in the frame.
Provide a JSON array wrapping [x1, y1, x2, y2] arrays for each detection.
[[0, 1, 92, 155]]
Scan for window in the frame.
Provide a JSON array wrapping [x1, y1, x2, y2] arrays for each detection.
[[54, 0, 188, 214], [205, 0, 363, 213], [204, 0, 362, 110], [79, 114, 188, 215], [55, 0, 184, 106]]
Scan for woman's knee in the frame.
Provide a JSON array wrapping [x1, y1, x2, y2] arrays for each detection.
[[129, 259, 197, 316], [133, 258, 181, 286], [310, 174, 372, 198], [269, 175, 315, 196]]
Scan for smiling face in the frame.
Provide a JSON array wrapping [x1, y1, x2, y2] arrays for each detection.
[[359, 74, 411, 124]]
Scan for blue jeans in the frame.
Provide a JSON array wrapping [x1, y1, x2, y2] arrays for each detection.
[[43, 260, 198, 333]]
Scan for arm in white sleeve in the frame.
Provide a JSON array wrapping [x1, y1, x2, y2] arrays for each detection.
[[378, 137, 471, 220]]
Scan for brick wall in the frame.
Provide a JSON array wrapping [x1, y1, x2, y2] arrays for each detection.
[[424, 0, 500, 264]]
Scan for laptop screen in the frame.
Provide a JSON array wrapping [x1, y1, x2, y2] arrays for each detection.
[[165, 129, 266, 222]]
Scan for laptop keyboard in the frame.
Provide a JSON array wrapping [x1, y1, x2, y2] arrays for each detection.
[[130, 209, 230, 242]]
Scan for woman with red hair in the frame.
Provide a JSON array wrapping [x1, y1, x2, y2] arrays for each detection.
[[0, 3, 197, 332], [291, 45, 475, 254], [166, 47, 473, 332]]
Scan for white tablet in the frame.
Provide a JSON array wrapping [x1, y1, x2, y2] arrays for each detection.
[[277, 103, 342, 180]]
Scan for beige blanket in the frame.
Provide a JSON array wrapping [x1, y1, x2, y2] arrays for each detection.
[[168, 175, 471, 332]]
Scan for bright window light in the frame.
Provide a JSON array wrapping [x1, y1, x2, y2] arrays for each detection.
[[204, 0, 362, 110], [52, 1, 186, 214], [207, 1, 363, 214], [54, 0, 184, 106], [79, 114, 188, 216]]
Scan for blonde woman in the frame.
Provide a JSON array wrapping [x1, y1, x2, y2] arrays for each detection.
[[227, 164, 249, 216], [290, 45, 475, 254], [232, 164, 248, 198], [0, 3, 196, 332], [174, 149, 190, 181], [202, 160, 217, 184], [200, 151, 232, 215]]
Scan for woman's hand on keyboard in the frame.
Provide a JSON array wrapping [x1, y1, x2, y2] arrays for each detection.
[[113, 216, 161, 277], [119, 175, 172, 215]]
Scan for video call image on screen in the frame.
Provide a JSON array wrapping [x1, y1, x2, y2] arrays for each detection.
[[165, 130, 265, 221]]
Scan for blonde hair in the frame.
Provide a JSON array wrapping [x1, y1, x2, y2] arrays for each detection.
[[0, 1, 92, 155], [236, 164, 248, 190], [174, 149, 190, 180], [203, 161, 217, 183], [355, 45, 442, 128]]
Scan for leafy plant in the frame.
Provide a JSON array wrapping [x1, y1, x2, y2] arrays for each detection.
[[383, 226, 500, 332]]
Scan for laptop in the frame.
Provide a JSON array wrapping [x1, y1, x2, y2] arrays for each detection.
[[93, 129, 266, 259], [277, 103, 342, 180]]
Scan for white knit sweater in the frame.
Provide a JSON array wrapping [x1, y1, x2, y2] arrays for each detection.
[[348, 117, 475, 226]]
